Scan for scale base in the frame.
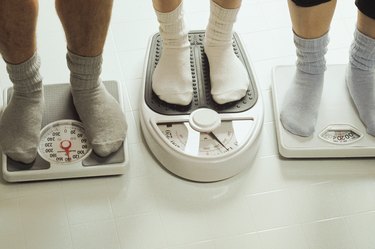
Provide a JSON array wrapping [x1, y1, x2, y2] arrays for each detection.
[[272, 64, 375, 158], [141, 31, 263, 182], [2, 81, 129, 182]]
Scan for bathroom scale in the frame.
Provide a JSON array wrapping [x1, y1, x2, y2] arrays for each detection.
[[140, 31, 263, 182], [1, 81, 129, 182], [272, 64, 375, 158]]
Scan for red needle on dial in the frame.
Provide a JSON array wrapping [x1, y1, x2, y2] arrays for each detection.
[[60, 140, 72, 161]]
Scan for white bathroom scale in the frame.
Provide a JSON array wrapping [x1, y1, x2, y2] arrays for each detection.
[[272, 64, 375, 158], [140, 31, 263, 182], [1, 81, 129, 182]]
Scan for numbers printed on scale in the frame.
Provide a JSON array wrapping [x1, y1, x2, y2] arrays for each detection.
[[38, 120, 92, 164], [319, 125, 363, 145]]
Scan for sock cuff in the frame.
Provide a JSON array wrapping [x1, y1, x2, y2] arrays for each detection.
[[67, 50, 102, 90], [6, 52, 43, 93], [294, 32, 329, 75], [354, 29, 375, 50], [155, 2, 189, 48], [350, 29, 375, 70], [293, 32, 330, 52], [210, 0, 240, 23], [155, 1, 184, 23], [67, 51, 102, 72], [205, 0, 239, 47]]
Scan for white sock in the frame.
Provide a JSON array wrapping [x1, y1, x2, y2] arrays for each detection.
[[204, 0, 249, 104], [280, 33, 329, 136], [0, 53, 44, 163], [152, 2, 193, 106], [346, 29, 375, 136], [67, 51, 127, 157]]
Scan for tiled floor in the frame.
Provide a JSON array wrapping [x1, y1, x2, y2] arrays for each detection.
[[1, 0, 375, 249]]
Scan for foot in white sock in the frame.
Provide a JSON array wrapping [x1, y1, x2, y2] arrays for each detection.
[[68, 51, 127, 157], [152, 47, 193, 105], [346, 29, 375, 136], [204, 0, 249, 105], [280, 33, 329, 137], [0, 53, 44, 163], [152, 2, 193, 105], [204, 46, 249, 104]]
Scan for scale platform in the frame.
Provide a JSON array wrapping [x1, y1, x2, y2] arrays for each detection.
[[272, 64, 375, 158], [140, 31, 263, 182], [1, 81, 129, 182]]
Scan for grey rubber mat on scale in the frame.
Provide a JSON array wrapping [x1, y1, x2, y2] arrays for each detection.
[[6, 81, 125, 172], [144, 30, 259, 115]]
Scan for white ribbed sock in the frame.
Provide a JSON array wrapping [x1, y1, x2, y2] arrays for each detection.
[[0, 52, 44, 163], [204, 0, 249, 104], [67, 51, 127, 157], [346, 29, 375, 136], [152, 2, 193, 105], [280, 33, 329, 136]]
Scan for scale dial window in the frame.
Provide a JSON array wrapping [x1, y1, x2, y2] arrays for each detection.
[[38, 120, 92, 164], [157, 120, 253, 157], [319, 125, 363, 145]]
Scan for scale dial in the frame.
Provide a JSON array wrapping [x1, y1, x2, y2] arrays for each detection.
[[157, 121, 249, 157], [319, 124, 363, 145], [198, 123, 238, 156], [38, 120, 92, 164], [158, 123, 189, 151]]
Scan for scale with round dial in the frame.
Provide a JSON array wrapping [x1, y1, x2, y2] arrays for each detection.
[[140, 31, 264, 182], [2, 81, 129, 182], [272, 65, 375, 158]]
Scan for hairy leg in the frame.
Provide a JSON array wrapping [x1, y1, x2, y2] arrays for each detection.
[[0, 0, 37, 63], [55, 0, 113, 56]]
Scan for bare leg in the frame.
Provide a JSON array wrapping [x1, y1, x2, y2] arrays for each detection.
[[346, 11, 375, 136], [0, 0, 44, 163], [0, 0, 37, 64], [213, 0, 241, 9], [280, 1, 336, 136], [55, 0, 127, 157], [152, 0, 242, 15], [0, 0, 40, 114], [288, 0, 336, 39], [153, 0, 181, 12], [357, 11, 375, 39], [55, 0, 113, 56], [151, 0, 193, 105]]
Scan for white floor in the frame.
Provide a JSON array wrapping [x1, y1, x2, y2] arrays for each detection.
[[1, 0, 375, 249]]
